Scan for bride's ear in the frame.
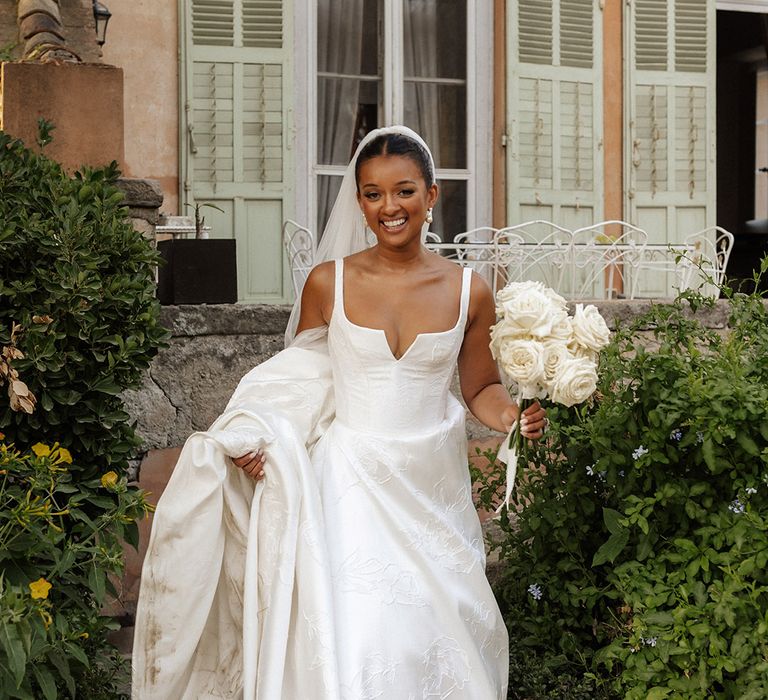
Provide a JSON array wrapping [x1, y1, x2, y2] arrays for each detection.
[[427, 182, 439, 209]]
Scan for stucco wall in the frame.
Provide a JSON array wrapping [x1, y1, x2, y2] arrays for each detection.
[[0, 61, 124, 170], [100, 0, 179, 215]]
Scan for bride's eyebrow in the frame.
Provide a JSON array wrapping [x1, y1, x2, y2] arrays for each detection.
[[361, 179, 417, 188]]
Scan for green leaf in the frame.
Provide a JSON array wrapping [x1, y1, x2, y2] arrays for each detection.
[[735, 432, 760, 456], [603, 507, 625, 535], [63, 642, 89, 668], [592, 530, 630, 567], [646, 688, 671, 700], [32, 665, 56, 700], [0, 623, 27, 687], [702, 438, 717, 471]]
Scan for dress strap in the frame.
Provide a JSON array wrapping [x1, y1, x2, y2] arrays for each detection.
[[333, 258, 344, 314], [458, 266, 473, 326]]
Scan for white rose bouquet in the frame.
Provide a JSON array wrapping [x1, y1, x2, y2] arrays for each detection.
[[490, 280, 611, 509]]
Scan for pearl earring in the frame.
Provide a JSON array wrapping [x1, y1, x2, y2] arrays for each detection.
[[426, 208, 433, 224]]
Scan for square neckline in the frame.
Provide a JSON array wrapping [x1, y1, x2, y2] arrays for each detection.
[[334, 258, 472, 363]]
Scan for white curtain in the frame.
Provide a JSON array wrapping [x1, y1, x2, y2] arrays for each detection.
[[404, 0, 445, 237], [317, 0, 365, 235]]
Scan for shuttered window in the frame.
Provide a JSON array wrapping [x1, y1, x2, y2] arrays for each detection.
[[625, 0, 715, 296], [507, 0, 603, 230], [182, 0, 291, 303]]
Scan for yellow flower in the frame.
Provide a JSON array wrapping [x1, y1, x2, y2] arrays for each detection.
[[79, 632, 89, 639], [100, 471, 118, 489], [31, 443, 51, 457], [55, 447, 72, 464], [29, 577, 52, 600], [0, 432, 5, 441]]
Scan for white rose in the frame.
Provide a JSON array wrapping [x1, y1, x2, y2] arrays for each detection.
[[549, 356, 598, 407], [489, 320, 529, 350], [542, 340, 573, 381], [549, 315, 573, 341], [571, 304, 611, 352], [497, 338, 546, 388], [496, 287, 562, 339], [568, 343, 599, 364]]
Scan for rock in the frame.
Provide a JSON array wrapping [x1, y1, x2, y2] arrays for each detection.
[[115, 177, 164, 208]]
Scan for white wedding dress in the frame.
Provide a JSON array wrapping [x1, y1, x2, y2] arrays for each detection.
[[132, 259, 508, 699]]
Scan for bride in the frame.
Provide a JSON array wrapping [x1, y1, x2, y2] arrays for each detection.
[[132, 126, 546, 699]]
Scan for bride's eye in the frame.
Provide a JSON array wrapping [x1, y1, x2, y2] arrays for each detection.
[[399, 189, 415, 197], [363, 191, 380, 201]]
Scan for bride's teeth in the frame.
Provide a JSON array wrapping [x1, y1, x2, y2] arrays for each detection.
[[383, 218, 406, 228]]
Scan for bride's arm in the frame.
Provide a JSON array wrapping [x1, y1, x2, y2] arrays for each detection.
[[458, 274, 546, 439], [233, 261, 335, 481]]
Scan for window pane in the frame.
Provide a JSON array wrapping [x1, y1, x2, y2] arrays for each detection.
[[431, 180, 467, 240], [317, 174, 343, 238], [403, 82, 466, 169], [403, 0, 466, 80], [317, 0, 381, 76], [317, 77, 382, 165]]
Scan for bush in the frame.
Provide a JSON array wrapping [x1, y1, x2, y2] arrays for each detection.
[[0, 439, 150, 698], [477, 284, 768, 698], [0, 128, 168, 477], [0, 129, 166, 695]]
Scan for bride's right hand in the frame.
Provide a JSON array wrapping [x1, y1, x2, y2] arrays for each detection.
[[232, 450, 266, 480]]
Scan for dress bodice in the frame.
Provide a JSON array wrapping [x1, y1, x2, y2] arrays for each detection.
[[328, 258, 472, 435]]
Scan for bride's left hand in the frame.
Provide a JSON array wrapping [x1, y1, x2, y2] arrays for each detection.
[[502, 401, 547, 441]]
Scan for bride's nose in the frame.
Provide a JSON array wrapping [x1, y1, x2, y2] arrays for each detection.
[[381, 193, 400, 214]]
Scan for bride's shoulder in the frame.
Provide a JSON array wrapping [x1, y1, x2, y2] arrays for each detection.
[[303, 261, 335, 302]]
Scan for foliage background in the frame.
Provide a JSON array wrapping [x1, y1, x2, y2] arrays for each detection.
[[477, 285, 768, 699], [0, 128, 168, 478]]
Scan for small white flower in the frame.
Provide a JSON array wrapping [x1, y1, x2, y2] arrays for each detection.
[[528, 583, 543, 601], [618, 470, 626, 478], [696, 431, 704, 444], [641, 637, 657, 647], [669, 429, 682, 442], [746, 487, 758, 495], [632, 445, 649, 461], [729, 499, 745, 514], [586, 464, 595, 476]]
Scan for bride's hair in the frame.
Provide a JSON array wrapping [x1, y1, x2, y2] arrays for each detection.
[[354, 133, 435, 189]]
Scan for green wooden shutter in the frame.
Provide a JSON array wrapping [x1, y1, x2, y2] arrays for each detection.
[[506, 0, 604, 231], [182, 0, 292, 303], [625, 0, 715, 296]]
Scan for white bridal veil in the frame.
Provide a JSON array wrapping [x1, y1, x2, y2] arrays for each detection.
[[284, 124, 436, 344]]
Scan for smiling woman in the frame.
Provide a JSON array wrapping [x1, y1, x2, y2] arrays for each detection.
[[133, 126, 546, 699]]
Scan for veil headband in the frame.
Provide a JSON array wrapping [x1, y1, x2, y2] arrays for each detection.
[[285, 125, 436, 344]]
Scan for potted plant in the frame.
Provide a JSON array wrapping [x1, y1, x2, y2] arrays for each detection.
[[156, 202, 238, 305]]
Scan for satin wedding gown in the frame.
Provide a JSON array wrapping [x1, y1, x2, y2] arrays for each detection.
[[132, 259, 508, 699], [320, 259, 508, 698]]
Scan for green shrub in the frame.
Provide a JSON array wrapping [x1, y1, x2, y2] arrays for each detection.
[[0, 439, 150, 698], [0, 129, 166, 696], [0, 129, 168, 477], [478, 284, 768, 698]]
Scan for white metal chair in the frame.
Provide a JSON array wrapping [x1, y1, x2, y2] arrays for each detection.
[[571, 221, 649, 299], [678, 226, 734, 296], [493, 221, 573, 292], [281, 219, 315, 299]]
